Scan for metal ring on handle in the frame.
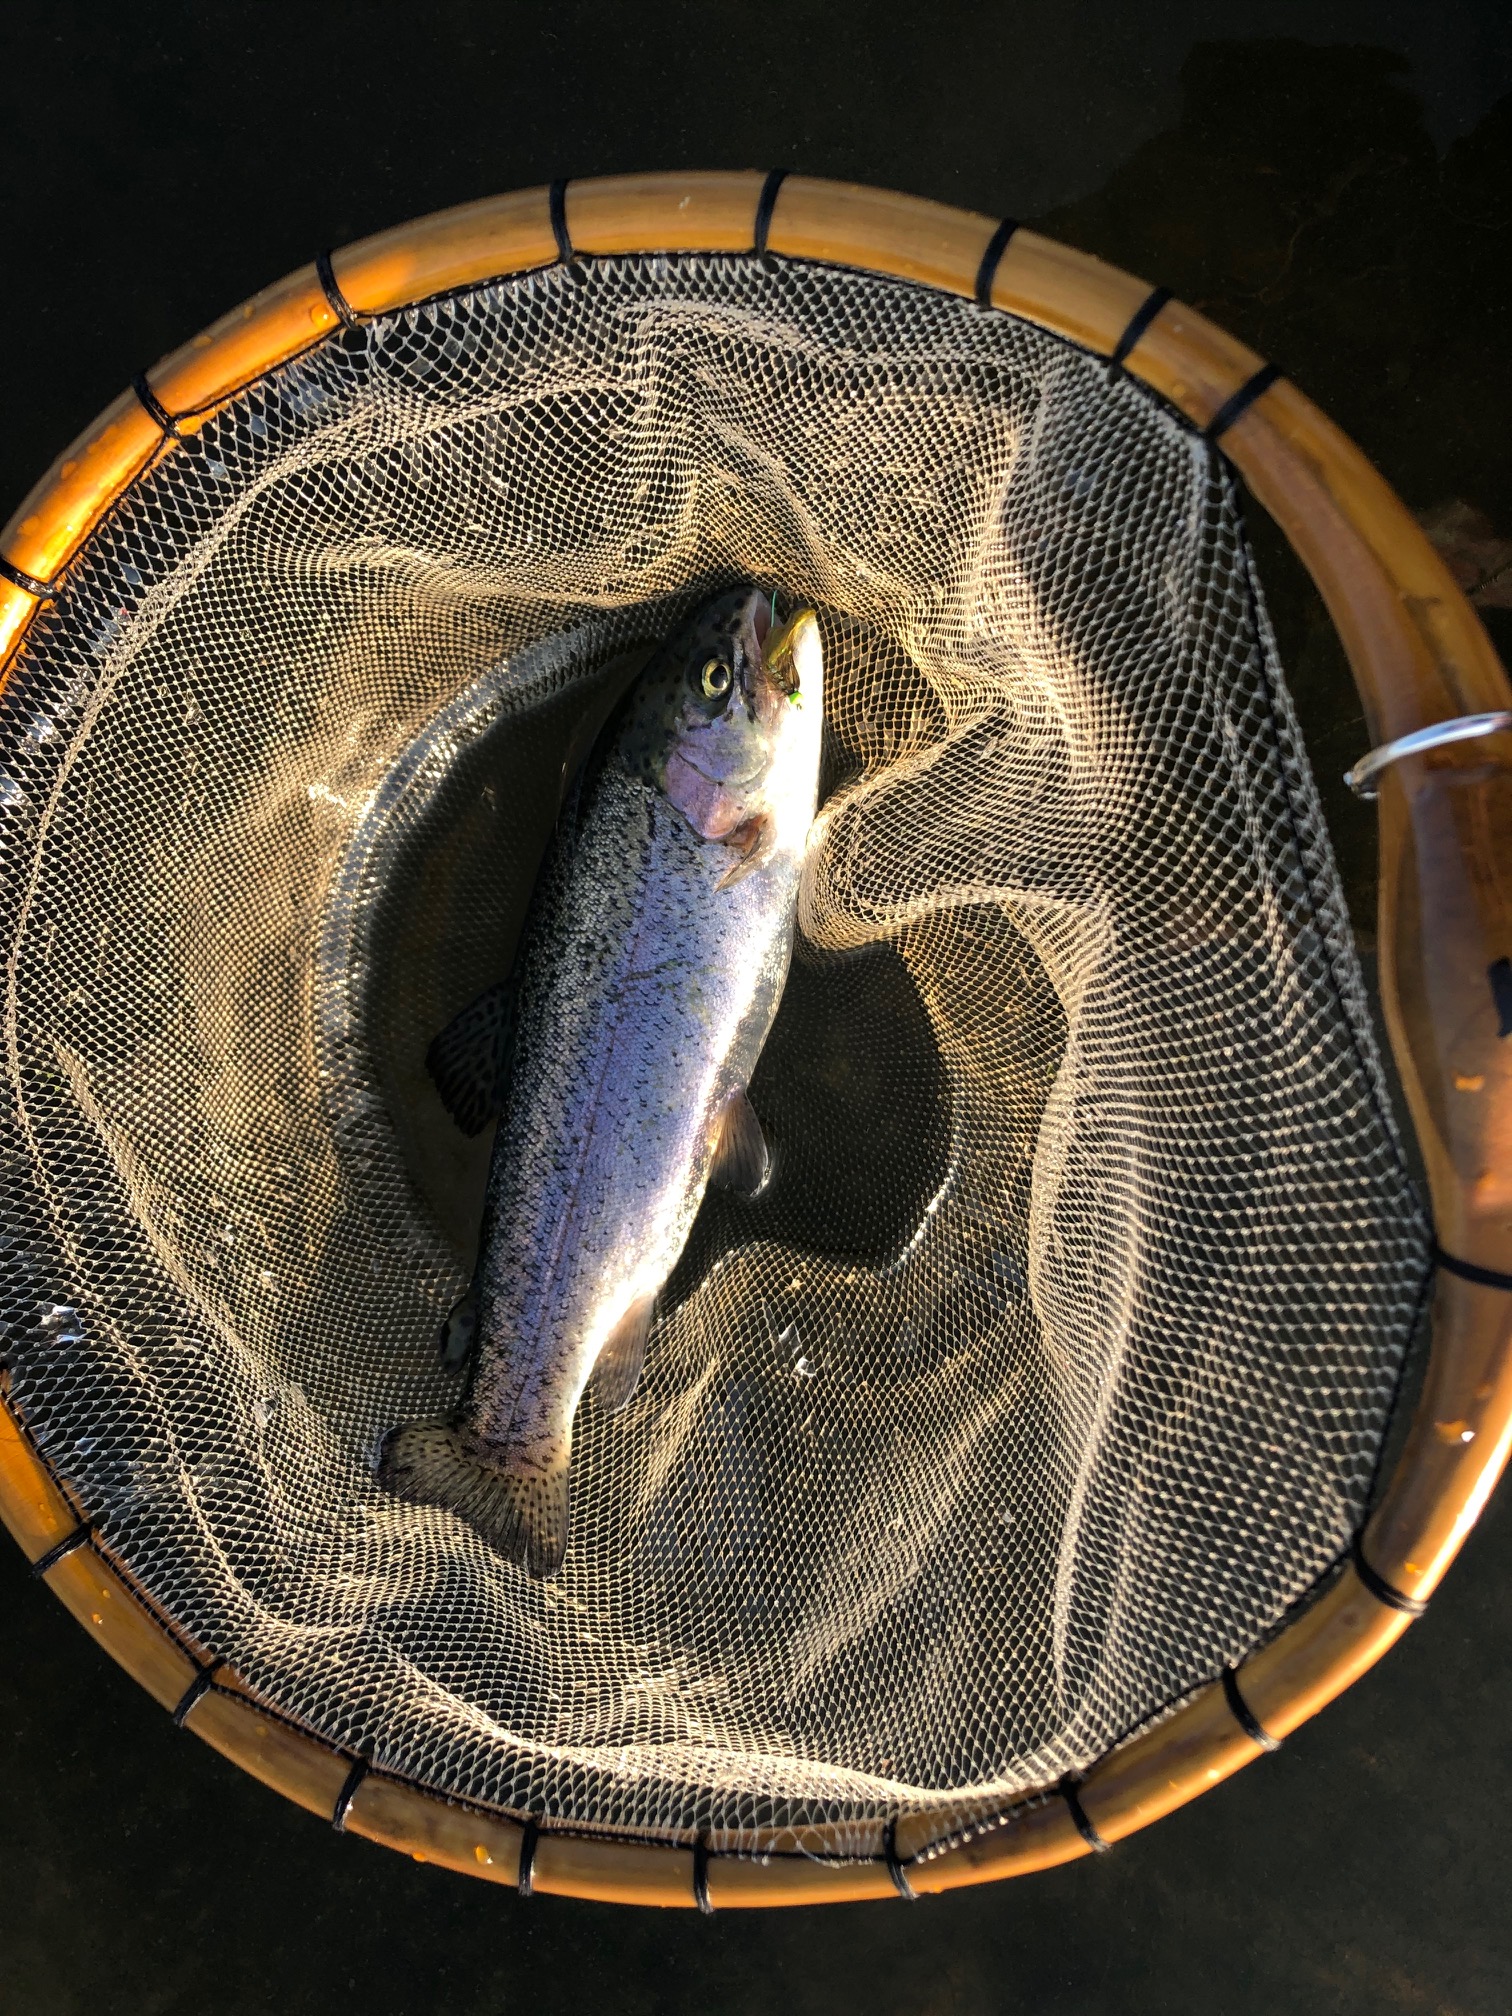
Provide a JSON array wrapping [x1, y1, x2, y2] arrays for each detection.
[[1344, 712, 1512, 799]]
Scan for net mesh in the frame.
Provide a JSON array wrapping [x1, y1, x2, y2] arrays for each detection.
[[0, 251, 1428, 1855]]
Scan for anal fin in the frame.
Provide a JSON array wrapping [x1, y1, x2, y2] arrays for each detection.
[[377, 1420, 569, 1578], [589, 1293, 655, 1413], [710, 1086, 771, 1198]]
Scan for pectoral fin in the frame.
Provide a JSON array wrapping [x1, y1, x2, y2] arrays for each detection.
[[589, 1293, 655, 1413], [710, 1086, 771, 1198], [715, 814, 773, 890], [425, 977, 517, 1135], [377, 1419, 569, 1578]]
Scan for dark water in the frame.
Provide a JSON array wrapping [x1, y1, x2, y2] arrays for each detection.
[[3, 7, 1511, 2011]]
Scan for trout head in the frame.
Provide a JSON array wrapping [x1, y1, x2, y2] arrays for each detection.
[[613, 588, 823, 850]]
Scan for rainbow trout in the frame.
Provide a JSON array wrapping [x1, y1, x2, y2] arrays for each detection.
[[378, 591, 823, 1575]]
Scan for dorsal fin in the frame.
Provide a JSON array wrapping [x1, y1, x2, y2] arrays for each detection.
[[425, 977, 516, 1135], [589, 1293, 656, 1413], [710, 1086, 770, 1198]]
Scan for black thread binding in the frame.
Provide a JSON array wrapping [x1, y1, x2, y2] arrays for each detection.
[[30, 1521, 91, 1577], [0, 555, 58, 599], [883, 1820, 916, 1900], [171, 1658, 222, 1727], [1352, 1532, 1429, 1617], [131, 373, 181, 439], [331, 1751, 371, 1831], [754, 169, 789, 270], [1204, 362, 1282, 443], [1107, 285, 1173, 380], [1488, 957, 1512, 1038], [974, 216, 1020, 311], [547, 180, 586, 283], [548, 178, 573, 262], [1059, 1776, 1109, 1854], [693, 1836, 714, 1915], [1221, 1665, 1281, 1753], [315, 249, 362, 331], [1434, 1241, 1512, 1294], [517, 1815, 540, 1897]]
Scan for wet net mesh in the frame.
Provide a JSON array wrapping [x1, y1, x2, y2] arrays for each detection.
[[0, 251, 1429, 1856]]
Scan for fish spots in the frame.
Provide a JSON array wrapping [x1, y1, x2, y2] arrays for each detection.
[[379, 591, 823, 1572]]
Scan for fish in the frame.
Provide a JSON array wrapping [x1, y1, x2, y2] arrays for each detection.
[[377, 589, 824, 1575]]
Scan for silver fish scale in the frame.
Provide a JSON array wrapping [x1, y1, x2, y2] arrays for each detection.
[[464, 759, 798, 1470]]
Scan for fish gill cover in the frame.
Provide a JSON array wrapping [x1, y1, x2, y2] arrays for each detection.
[[0, 252, 1425, 1854]]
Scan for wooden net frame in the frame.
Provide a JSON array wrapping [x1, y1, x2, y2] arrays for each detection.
[[2, 172, 1509, 1909]]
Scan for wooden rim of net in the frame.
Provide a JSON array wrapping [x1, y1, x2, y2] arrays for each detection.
[[2, 171, 1509, 1909]]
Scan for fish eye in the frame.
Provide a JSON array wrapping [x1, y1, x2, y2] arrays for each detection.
[[699, 658, 733, 700]]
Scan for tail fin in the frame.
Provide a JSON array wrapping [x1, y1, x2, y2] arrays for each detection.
[[377, 1420, 569, 1578]]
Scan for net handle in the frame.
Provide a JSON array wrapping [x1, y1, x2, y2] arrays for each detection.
[[2, 171, 1508, 1906]]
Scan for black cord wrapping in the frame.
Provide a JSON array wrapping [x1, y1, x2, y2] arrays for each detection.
[[1352, 1532, 1429, 1617], [1434, 1240, 1512, 1294], [754, 169, 789, 271], [0, 555, 59, 600], [1204, 361, 1283, 444], [974, 216, 1020, 311], [1059, 1776, 1110, 1854], [883, 1820, 917, 1900], [517, 1815, 540, 1897], [29, 1521, 91, 1577], [131, 373, 181, 439], [1221, 1665, 1282, 1753], [315, 249, 362, 331], [548, 180, 587, 284], [692, 1836, 714, 1915], [548, 178, 573, 262], [1106, 285, 1173, 380], [331, 1751, 371, 1832], [171, 1659, 223, 1728], [1488, 956, 1512, 1039]]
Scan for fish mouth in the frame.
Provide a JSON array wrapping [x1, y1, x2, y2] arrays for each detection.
[[733, 591, 816, 703], [760, 605, 818, 698]]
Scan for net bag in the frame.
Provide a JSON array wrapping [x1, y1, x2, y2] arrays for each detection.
[[2, 175, 1510, 1909]]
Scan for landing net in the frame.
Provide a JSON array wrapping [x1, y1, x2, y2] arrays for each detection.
[[0, 252, 1427, 1853]]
